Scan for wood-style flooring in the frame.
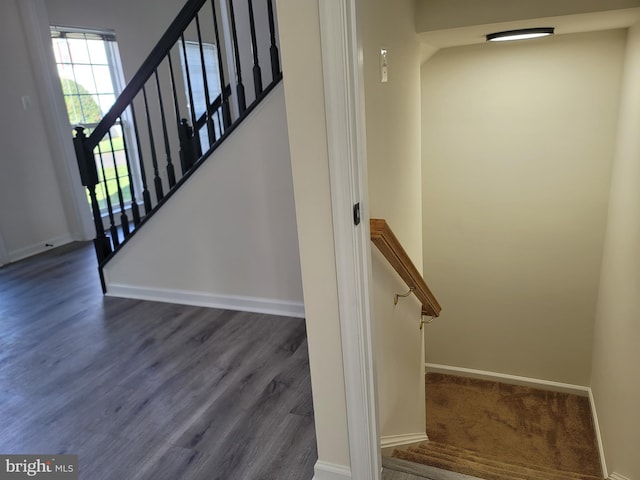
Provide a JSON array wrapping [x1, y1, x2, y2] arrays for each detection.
[[0, 242, 317, 479]]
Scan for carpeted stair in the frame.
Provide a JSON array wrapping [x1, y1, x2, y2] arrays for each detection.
[[392, 441, 603, 480], [387, 373, 605, 480]]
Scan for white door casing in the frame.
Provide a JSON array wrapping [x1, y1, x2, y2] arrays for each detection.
[[318, 0, 381, 479]]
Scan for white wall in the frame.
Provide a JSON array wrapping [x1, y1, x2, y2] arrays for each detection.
[[0, 0, 75, 263], [360, 0, 428, 443], [276, 0, 351, 474], [591, 22, 640, 480], [103, 84, 304, 316], [421, 30, 625, 385]]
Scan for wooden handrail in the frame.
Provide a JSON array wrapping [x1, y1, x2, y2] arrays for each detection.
[[370, 218, 441, 317]]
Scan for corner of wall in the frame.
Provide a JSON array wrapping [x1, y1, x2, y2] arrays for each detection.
[[588, 388, 609, 479]]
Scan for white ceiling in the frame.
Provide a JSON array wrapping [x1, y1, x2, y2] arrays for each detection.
[[419, 7, 640, 49]]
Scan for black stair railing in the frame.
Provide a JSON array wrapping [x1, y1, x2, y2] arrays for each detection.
[[72, 0, 282, 291]]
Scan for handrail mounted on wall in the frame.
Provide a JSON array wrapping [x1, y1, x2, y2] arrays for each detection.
[[370, 218, 441, 317]]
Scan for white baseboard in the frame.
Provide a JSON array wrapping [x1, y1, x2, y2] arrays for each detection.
[[105, 283, 306, 318], [609, 474, 632, 480], [380, 432, 429, 449], [313, 461, 351, 480], [425, 363, 589, 396], [426, 363, 610, 478], [7, 234, 74, 264]]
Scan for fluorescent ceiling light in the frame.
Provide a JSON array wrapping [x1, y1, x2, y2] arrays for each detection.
[[486, 27, 554, 42]]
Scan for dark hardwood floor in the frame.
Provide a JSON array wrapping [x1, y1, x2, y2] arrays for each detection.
[[0, 242, 317, 479]]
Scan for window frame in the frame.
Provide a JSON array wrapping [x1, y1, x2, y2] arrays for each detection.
[[51, 25, 141, 217]]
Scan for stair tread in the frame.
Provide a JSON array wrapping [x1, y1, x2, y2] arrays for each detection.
[[393, 442, 603, 480], [411, 442, 600, 478]]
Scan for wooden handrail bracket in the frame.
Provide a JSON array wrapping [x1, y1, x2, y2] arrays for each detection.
[[370, 218, 441, 317]]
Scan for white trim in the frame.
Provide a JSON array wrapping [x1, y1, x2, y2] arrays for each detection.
[[589, 389, 609, 479], [7, 234, 74, 264], [609, 474, 632, 480], [425, 363, 590, 396], [380, 433, 429, 449], [318, 0, 381, 479], [105, 283, 305, 318], [313, 461, 352, 480]]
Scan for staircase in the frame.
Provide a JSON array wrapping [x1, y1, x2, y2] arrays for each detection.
[[73, 0, 282, 290]]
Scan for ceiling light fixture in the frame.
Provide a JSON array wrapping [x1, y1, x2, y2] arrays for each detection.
[[486, 27, 554, 42]]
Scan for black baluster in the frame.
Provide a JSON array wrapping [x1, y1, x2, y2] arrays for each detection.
[[247, 0, 263, 97], [267, 0, 281, 81], [73, 126, 112, 268], [227, 0, 246, 113], [142, 84, 164, 202], [96, 143, 120, 248], [107, 128, 130, 237], [167, 51, 187, 167], [216, 108, 223, 140], [167, 52, 181, 126], [154, 69, 176, 188], [178, 118, 198, 174], [211, 0, 232, 128], [180, 34, 203, 157], [119, 116, 141, 227], [194, 14, 216, 148], [129, 103, 153, 214]]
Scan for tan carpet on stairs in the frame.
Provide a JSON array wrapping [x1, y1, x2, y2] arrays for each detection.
[[392, 373, 603, 480]]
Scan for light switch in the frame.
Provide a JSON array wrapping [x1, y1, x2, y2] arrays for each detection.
[[21, 96, 31, 111], [380, 49, 388, 83]]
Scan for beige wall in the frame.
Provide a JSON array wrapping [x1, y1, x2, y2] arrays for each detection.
[[591, 23, 640, 480], [415, 0, 640, 33], [421, 30, 625, 385], [361, 0, 427, 439], [276, 0, 351, 471]]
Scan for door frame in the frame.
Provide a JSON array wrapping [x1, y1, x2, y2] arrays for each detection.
[[318, 1, 381, 478]]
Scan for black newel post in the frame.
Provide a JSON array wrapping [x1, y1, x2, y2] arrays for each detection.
[[178, 119, 198, 174], [73, 127, 112, 267]]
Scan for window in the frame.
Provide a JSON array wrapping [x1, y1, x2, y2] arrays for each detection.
[[51, 26, 133, 214], [179, 41, 223, 148]]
